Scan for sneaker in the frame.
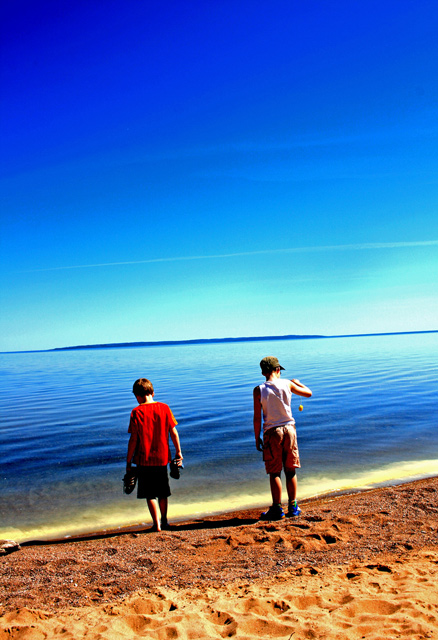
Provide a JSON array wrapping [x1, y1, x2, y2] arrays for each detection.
[[260, 504, 285, 521], [287, 502, 302, 517]]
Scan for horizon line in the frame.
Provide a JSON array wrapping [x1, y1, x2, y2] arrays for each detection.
[[2, 329, 437, 355]]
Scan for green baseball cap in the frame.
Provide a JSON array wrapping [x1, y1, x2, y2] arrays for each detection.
[[260, 356, 285, 372]]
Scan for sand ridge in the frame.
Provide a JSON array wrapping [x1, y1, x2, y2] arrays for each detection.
[[1, 552, 437, 639], [1, 476, 437, 638]]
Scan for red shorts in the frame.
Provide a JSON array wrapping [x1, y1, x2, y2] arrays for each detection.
[[263, 425, 301, 474]]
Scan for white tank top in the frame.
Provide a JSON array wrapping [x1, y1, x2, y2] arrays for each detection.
[[259, 378, 295, 433]]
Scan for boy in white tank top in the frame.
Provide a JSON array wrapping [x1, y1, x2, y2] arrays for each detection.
[[253, 356, 312, 520]]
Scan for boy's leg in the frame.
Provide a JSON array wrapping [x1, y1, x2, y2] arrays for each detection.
[[283, 426, 300, 516], [285, 468, 301, 516], [269, 472, 282, 505], [146, 498, 161, 531], [285, 468, 297, 503], [265, 428, 283, 505], [260, 472, 284, 520], [261, 430, 285, 520], [158, 497, 169, 528]]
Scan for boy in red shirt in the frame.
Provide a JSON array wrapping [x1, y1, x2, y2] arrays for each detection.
[[126, 378, 183, 531]]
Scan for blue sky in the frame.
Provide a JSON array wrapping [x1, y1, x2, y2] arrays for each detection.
[[1, 0, 437, 351]]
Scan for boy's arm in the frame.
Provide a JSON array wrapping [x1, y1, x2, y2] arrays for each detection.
[[253, 386, 264, 451], [170, 425, 183, 464], [290, 379, 312, 398]]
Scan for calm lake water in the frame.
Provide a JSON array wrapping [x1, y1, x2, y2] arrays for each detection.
[[1, 332, 437, 542]]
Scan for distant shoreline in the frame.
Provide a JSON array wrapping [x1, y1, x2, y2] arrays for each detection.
[[2, 329, 437, 355]]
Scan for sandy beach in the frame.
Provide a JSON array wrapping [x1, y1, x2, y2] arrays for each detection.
[[1, 476, 437, 639]]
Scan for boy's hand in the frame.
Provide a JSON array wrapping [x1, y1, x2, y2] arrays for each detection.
[[256, 437, 264, 451], [290, 378, 312, 398]]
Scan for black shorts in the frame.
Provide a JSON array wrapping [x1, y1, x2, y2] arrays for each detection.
[[136, 465, 171, 500]]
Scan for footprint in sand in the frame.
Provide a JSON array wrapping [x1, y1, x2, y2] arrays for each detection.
[[234, 596, 291, 616], [1, 626, 47, 640]]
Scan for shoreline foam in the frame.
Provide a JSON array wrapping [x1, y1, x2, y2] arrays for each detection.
[[4, 462, 437, 544]]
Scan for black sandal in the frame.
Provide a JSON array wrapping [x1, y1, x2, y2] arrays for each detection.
[[169, 458, 184, 479], [123, 471, 137, 494]]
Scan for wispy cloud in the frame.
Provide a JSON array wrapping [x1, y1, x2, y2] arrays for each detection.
[[19, 240, 438, 273]]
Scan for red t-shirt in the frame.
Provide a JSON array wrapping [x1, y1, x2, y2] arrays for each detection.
[[128, 402, 178, 466]]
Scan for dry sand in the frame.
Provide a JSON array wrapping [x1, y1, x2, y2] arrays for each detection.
[[1, 476, 437, 639]]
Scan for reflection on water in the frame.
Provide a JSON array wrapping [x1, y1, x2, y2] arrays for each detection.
[[1, 332, 437, 542]]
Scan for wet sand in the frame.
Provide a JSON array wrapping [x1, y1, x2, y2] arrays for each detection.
[[1, 476, 437, 639]]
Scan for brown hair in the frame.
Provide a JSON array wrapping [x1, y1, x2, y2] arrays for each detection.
[[132, 378, 154, 398]]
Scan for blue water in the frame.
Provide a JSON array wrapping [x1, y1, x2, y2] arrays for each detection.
[[1, 332, 437, 542]]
